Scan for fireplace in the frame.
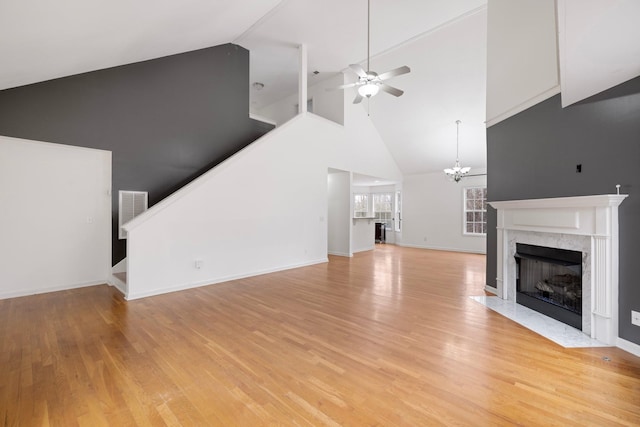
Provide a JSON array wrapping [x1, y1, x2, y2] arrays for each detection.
[[515, 243, 582, 329], [489, 194, 627, 345]]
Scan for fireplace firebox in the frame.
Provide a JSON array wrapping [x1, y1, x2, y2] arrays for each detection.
[[515, 243, 582, 329]]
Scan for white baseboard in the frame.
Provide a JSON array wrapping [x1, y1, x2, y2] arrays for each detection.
[[352, 246, 374, 254], [0, 279, 108, 300], [328, 251, 352, 257], [125, 257, 329, 300], [397, 242, 486, 255], [616, 337, 640, 358], [108, 276, 126, 296]]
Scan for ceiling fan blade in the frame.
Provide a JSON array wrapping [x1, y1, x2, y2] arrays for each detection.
[[349, 64, 368, 79], [326, 82, 358, 92], [377, 66, 411, 81], [353, 93, 364, 104], [380, 84, 404, 97]]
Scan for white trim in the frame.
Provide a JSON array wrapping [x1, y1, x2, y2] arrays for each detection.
[[486, 85, 561, 128], [489, 194, 627, 211], [328, 251, 353, 257], [397, 242, 486, 255], [109, 276, 126, 296], [489, 194, 627, 345], [125, 258, 328, 300], [0, 280, 107, 300], [462, 185, 487, 237], [352, 247, 374, 254], [298, 44, 307, 114], [616, 337, 640, 358]]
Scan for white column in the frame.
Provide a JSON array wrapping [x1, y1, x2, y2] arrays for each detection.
[[298, 44, 308, 114], [495, 209, 507, 299], [591, 235, 613, 343]]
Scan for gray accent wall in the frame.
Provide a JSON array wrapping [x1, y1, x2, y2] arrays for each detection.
[[0, 44, 273, 264], [486, 76, 640, 345]]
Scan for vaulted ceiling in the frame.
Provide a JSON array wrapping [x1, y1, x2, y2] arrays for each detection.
[[2, 1, 639, 177], [0, 0, 488, 176], [237, 0, 488, 176]]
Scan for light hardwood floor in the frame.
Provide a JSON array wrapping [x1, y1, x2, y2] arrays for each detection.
[[1, 245, 639, 426]]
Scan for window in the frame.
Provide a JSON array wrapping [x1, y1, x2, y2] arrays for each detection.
[[353, 193, 369, 217], [464, 187, 487, 235], [394, 191, 401, 232], [373, 193, 393, 225]]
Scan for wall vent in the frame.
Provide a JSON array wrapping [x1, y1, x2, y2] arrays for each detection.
[[118, 191, 148, 239]]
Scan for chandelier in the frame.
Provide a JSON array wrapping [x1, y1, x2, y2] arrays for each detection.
[[443, 120, 470, 182]]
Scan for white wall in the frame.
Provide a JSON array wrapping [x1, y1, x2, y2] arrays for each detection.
[[0, 136, 111, 299], [558, 0, 640, 107], [256, 73, 345, 127], [486, 0, 559, 126], [351, 219, 375, 254], [327, 170, 351, 257], [124, 111, 402, 299], [400, 171, 486, 254]]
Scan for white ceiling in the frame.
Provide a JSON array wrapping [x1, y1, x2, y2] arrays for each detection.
[[0, 0, 488, 176], [0, 0, 287, 90], [558, 0, 640, 107]]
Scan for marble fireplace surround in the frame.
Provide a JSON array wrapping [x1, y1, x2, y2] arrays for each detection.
[[489, 194, 627, 345]]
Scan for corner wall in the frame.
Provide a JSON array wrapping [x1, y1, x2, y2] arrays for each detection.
[[401, 171, 487, 253], [486, 76, 640, 347], [0, 136, 111, 298], [124, 112, 402, 299], [486, 0, 559, 126], [0, 43, 272, 265], [256, 73, 345, 127], [328, 170, 351, 257]]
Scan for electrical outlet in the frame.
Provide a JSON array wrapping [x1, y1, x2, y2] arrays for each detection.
[[195, 259, 203, 269], [632, 310, 640, 327]]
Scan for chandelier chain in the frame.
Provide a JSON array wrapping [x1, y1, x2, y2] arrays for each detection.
[[443, 119, 470, 183]]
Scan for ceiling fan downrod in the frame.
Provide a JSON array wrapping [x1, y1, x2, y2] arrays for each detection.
[[366, 0, 371, 73]]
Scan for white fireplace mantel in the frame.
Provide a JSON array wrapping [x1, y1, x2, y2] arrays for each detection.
[[489, 194, 627, 345]]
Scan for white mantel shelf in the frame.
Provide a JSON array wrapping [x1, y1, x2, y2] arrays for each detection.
[[489, 194, 628, 346], [490, 194, 628, 210]]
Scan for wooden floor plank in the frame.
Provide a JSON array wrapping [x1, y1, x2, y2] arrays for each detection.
[[1, 245, 639, 426]]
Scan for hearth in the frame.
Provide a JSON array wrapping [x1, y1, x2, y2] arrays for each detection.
[[489, 194, 627, 345], [515, 243, 582, 329]]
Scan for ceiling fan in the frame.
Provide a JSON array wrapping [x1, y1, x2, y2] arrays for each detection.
[[331, 0, 411, 104]]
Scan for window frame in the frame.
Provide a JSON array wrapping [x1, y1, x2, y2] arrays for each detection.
[[463, 186, 487, 236], [372, 192, 394, 229], [394, 190, 401, 232], [353, 193, 370, 218]]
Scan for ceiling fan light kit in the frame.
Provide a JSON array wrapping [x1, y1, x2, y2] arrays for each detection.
[[357, 80, 380, 97], [330, 0, 410, 104], [444, 120, 471, 182]]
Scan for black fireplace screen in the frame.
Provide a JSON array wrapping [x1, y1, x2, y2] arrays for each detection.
[[515, 243, 582, 329]]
